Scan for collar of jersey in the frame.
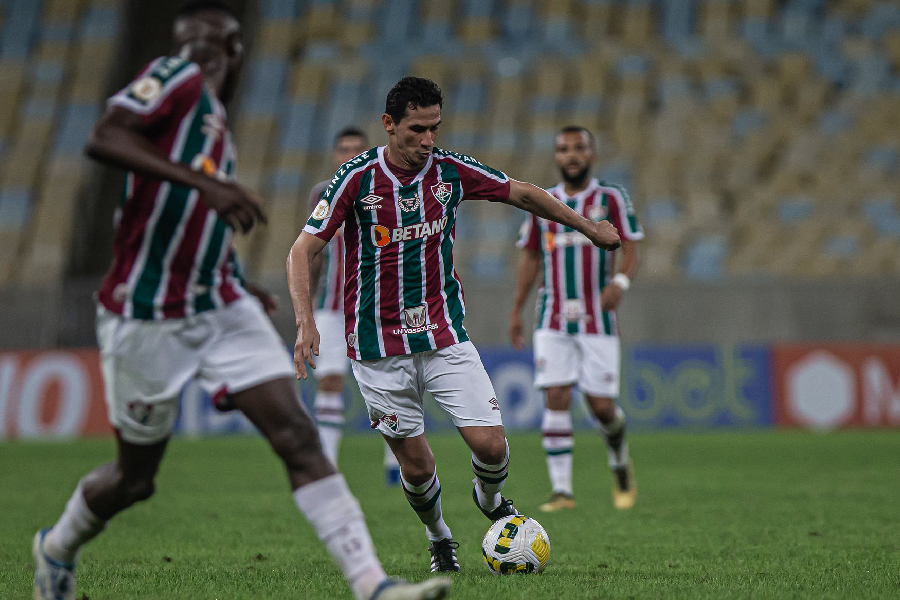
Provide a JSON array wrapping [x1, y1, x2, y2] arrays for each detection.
[[554, 177, 600, 202], [377, 145, 434, 188]]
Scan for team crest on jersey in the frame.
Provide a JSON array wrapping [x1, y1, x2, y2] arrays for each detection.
[[588, 205, 608, 222], [130, 76, 162, 103], [399, 193, 421, 213], [312, 199, 330, 220], [360, 194, 383, 210], [431, 181, 452, 205]]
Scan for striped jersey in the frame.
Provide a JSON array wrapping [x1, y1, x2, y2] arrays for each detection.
[[309, 179, 344, 312], [518, 178, 643, 336], [304, 146, 511, 360], [98, 56, 247, 320]]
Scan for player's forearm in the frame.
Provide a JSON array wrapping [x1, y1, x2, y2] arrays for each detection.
[[511, 252, 540, 314], [507, 182, 594, 236], [85, 122, 209, 192], [618, 240, 640, 280], [308, 252, 324, 303], [286, 241, 316, 327]]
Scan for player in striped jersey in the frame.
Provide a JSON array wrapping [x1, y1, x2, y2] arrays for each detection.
[[33, 5, 449, 600], [509, 126, 643, 513], [288, 78, 621, 573], [308, 126, 401, 485]]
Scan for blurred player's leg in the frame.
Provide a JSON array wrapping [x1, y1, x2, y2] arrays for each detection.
[[313, 375, 345, 466], [383, 434, 457, 572], [540, 386, 576, 512], [587, 396, 635, 509]]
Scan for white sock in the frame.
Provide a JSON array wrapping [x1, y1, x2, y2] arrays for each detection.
[[599, 405, 629, 469], [542, 409, 574, 495], [293, 474, 386, 600], [471, 439, 509, 513], [314, 391, 344, 466], [400, 471, 453, 542], [44, 482, 106, 563]]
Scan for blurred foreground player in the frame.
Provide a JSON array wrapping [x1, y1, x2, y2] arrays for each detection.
[[509, 126, 643, 512], [32, 3, 449, 600], [308, 126, 401, 485], [288, 77, 621, 572]]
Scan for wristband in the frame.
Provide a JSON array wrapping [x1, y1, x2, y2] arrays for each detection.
[[611, 273, 630, 291]]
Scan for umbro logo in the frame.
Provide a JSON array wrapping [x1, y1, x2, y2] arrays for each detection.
[[361, 194, 382, 210], [488, 397, 500, 411]]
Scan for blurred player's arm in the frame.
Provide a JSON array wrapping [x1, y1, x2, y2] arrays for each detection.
[[509, 249, 541, 350], [287, 232, 328, 380], [601, 239, 640, 312], [84, 105, 265, 233], [503, 180, 620, 251]]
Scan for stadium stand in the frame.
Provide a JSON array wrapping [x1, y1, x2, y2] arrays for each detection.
[[226, 0, 900, 285], [0, 0, 122, 286]]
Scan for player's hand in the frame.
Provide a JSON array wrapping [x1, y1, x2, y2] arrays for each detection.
[[294, 316, 320, 380], [586, 220, 621, 251], [245, 282, 279, 315], [509, 311, 525, 351], [600, 284, 623, 312], [198, 178, 267, 233]]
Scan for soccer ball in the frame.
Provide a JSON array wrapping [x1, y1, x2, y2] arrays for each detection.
[[481, 514, 551, 574]]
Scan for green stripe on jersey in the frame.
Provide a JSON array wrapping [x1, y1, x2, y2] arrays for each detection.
[[437, 164, 467, 342], [131, 93, 210, 319], [598, 248, 612, 335], [353, 170, 382, 360], [399, 183, 432, 354], [433, 147, 507, 181], [308, 148, 378, 230], [564, 199, 579, 335], [193, 219, 227, 313]]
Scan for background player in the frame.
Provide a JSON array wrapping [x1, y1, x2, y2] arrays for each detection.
[[288, 78, 621, 573], [308, 126, 401, 485], [509, 125, 643, 512], [32, 4, 449, 600]]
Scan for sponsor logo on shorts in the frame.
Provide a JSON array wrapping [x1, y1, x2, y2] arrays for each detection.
[[360, 194, 382, 210], [371, 412, 400, 432], [489, 397, 500, 411], [347, 333, 357, 347], [431, 181, 452, 205], [394, 305, 438, 335], [399, 193, 421, 213]]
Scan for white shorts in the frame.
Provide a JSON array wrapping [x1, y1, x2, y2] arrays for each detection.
[[533, 328, 620, 398], [351, 341, 503, 438], [313, 309, 350, 378], [97, 297, 295, 444]]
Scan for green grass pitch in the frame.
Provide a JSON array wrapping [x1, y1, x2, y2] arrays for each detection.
[[2, 430, 899, 599]]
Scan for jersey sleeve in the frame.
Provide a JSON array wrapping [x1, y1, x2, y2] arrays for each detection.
[[303, 169, 360, 243], [440, 150, 511, 202], [516, 214, 541, 251], [108, 56, 203, 128], [603, 183, 644, 241], [307, 180, 329, 214]]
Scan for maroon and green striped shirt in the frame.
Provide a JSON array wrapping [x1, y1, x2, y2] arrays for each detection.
[[304, 146, 511, 360], [98, 56, 246, 320], [518, 179, 643, 336]]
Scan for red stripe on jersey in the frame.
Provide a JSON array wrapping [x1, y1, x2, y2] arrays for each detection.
[[343, 214, 361, 357], [548, 220, 562, 330], [161, 199, 207, 318], [422, 177, 456, 347], [375, 172, 406, 357], [582, 190, 599, 334]]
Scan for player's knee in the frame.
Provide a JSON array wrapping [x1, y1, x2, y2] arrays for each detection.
[[475, 437, 508, 465], [118, 476, 155, 504], [268, 419, 324, 467]]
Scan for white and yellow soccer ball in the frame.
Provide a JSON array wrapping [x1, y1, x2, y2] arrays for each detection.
[[481, 514, 551, 575]]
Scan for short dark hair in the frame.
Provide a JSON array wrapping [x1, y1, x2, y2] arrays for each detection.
[[176, 0, 238, 20], [557, 125, 596, 149], [335, 126, 368, 148], [385, 77, 443, 124]]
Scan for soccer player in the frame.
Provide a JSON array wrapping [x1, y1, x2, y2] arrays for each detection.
[[287, 78, 621, 573], [509, 126, 643, 512], [32, 4, 449, 600], [308, 126, 401, 485]]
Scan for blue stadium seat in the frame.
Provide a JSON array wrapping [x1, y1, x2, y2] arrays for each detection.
[[684, 235, 727, 281], [823, 235, 860, 258], [0, 187, 30, 229], [278, 101, 318, 151], [260, 0, 301, 20], [660, 0, 695, 46], [78, 6, 121, 42], [268, 169, 304, 193], [243, 57, 289, 115], [53, 103, 99, 155], [0, 0, 42, 58], [643, 198, 680, 228], [778, 196, 814, 224], [380, 0, 416, 41]]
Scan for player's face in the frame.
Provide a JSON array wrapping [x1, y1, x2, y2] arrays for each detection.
[[554, 131, 594, 184], [333, 135, 367, 166], [173, 11, 243, 102], [383, 104, 441, 169]]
